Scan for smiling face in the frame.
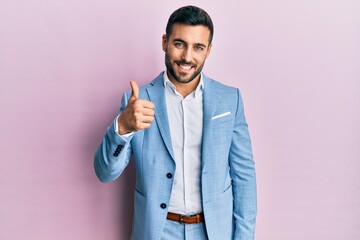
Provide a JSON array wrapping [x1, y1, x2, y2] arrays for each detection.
[[162, 23, 212, 86]]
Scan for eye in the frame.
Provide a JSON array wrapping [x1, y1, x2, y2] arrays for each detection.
[[174, 42, 185, 48], [194, 46, 205, 51]]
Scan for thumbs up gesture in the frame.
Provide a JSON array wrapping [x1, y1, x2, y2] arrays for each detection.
[[117, 81, 155, 135]]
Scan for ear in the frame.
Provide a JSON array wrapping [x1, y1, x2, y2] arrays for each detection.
[[162, 34, 167, 52], [205, 42, 213, 59]]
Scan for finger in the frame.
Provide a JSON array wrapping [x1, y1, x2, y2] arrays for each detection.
[[130, 80, 139, 100], [134, 113, 154, 123], [141, 108, 155, 117], [140, 115, 155, 123], [138, 122, 151, 130], [134, 120, 152, 131], [137, 99, 155, 109]]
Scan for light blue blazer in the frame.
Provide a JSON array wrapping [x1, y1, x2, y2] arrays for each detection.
[[94, 72, 257, 240]]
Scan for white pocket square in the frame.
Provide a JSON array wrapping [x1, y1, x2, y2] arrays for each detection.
[[211, 111, 231, 120]]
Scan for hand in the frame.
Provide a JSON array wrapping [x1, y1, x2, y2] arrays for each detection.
[[117, 81, 155, 134]]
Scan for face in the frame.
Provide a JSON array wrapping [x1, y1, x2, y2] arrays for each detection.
[[162, 24, 212, 84]]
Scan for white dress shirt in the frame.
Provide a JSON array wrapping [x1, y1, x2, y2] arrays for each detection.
[[164, 72, 204, 215]]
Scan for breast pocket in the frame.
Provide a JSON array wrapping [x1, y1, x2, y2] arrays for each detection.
[[212, 113, 234, 133], [211, 115, 234, 151]]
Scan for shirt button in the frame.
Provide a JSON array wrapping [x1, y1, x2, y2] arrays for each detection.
[[160, 203, 167, 209], [166, 173, 173, 179]]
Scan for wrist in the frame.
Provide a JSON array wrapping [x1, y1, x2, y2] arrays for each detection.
[[117, 116, 130, 135]]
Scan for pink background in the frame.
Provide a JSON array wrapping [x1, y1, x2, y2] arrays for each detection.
[[1, 1, 359, 239]]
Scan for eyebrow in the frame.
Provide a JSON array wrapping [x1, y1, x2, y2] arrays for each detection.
[[173, 38, 207, 48]]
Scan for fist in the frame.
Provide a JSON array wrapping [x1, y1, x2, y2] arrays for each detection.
[[117, 81, 155, 134]]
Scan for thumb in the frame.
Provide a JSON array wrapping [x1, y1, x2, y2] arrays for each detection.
[[130, 80, 139, 100]]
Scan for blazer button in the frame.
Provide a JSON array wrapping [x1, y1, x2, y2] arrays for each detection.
[[160, 203, 167, 209], [166, 173, 173, 179]]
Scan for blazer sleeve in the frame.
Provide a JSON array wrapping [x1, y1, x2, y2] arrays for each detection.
[[230, 89, 257, 239], [94, 92, 133, 183]]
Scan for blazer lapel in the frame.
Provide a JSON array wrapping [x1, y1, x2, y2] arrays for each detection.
[[201, 75, 217, 173], [146, 72, 175, 161]]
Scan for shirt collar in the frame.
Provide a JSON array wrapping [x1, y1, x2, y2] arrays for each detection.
[[163, 71, 204, 98]]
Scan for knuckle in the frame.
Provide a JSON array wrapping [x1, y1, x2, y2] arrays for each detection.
[[135, 121, 143, 130], [133, 104, 140, 112]]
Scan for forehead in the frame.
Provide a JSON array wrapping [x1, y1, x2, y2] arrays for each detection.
[[168, 23, 211, 45]]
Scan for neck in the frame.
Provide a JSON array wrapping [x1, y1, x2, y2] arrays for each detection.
[[167, 71, 201, 97]]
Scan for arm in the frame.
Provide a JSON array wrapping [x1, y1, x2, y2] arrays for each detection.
[[94, 81, 155, 183], [230, 89, 257, 239], [94, 92, 134, 183]]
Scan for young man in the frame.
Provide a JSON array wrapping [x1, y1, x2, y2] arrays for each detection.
[[94, 5, 257, 240]]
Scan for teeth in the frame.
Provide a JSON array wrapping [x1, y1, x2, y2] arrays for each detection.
[[180, 64, 191, 70]]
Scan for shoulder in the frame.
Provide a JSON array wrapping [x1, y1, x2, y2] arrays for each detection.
[[203, 74, 239, 96]]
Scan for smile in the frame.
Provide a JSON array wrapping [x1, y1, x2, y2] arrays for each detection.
[[178, 63, 193, 71]]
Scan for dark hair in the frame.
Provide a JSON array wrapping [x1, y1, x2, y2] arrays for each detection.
[[165, 5, 214, 44]]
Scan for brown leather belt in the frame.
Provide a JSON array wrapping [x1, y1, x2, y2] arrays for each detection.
[[167, 212, 205, 224]]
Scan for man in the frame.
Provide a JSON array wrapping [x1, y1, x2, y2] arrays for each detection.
[[94, 5, 257, 240]]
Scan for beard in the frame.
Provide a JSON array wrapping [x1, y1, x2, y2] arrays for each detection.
[[164, 52, 205, 84]]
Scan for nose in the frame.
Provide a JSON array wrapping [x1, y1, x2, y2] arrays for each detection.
[[181, 47, 192, 63]]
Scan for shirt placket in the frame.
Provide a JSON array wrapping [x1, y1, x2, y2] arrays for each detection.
[[182, 99, 188, 213]]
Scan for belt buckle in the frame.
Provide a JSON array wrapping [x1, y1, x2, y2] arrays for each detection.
[[178, 214, 185, 224]]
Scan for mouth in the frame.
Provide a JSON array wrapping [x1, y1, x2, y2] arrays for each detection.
[[176, 62, 194, 72]]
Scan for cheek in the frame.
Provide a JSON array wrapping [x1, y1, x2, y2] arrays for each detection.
[[194, 54, 207, 64], [167, 49, 180, 61]]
